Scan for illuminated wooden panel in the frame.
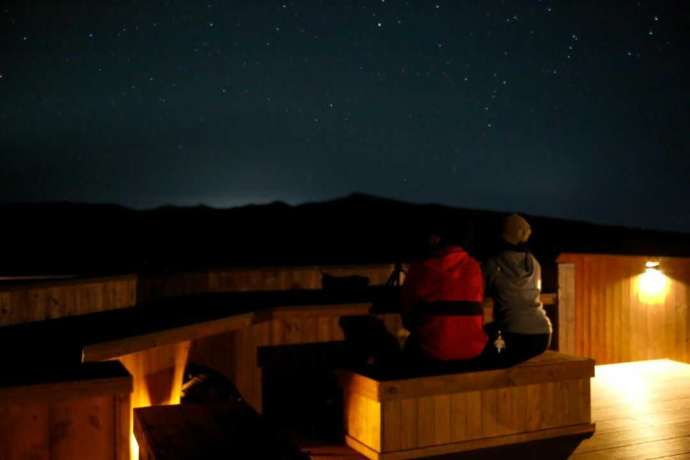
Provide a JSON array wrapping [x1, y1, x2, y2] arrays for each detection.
[[558, 254, 690, 364]]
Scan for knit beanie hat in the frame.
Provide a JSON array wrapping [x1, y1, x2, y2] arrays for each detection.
[[502, 214, 531, 245]]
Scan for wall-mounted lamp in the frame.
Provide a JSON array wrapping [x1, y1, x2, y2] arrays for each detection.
[[645, 260, 660, 270], [639, 259, 667, 303]]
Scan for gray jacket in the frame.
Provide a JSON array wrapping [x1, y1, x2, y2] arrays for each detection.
[[484, 250, 552, 335]]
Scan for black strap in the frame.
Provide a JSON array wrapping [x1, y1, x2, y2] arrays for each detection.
[[419, 300, 484, 316]]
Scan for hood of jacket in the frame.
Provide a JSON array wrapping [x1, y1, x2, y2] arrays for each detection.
[[494, 249, 535, 285]]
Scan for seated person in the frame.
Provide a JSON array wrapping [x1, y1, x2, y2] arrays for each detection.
[[400, 222, 488, 363], [484, 214, 552, 365]]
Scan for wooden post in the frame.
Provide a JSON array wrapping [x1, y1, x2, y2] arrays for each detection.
[[559, 263, 576, 355]]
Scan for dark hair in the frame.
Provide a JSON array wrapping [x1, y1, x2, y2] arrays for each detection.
[[430, 218, 475, 250]]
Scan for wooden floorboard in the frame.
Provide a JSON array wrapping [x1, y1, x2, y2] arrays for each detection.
[[571, 359, 690, 459], [307, 359, 690, 460]]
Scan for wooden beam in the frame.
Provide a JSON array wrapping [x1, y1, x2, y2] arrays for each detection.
[[82, 312, 255, 361]]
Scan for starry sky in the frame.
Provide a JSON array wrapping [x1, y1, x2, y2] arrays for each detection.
[[1, 1, 689, 232]]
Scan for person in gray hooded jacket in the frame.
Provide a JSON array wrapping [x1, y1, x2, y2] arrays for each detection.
[[484, 214, 552, 365]]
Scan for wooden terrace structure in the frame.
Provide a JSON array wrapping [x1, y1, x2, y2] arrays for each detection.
[[1, 258, 690, 459]]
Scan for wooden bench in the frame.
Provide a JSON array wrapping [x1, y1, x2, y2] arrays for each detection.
[[338, 351, 595, 460]]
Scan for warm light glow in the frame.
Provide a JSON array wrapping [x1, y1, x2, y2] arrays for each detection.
[[119, 341, 191, 460], [638, 265, 668, 304], [131, 432, 140, 460], [592, 360, 690, 456], [595, 362, 651, 410]]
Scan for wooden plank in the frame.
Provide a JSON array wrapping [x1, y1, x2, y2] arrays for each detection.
[[621, 268, 631, 362], [510, 384, 529, 433], [50, 396, 114, 460], [381, 400, 401, 452], [82, 313, 255, 362], [558, 263, 576, 354], [480, 388, 498, 437], [433, 394, 451, 445], [115, 393, 131, 460], [603, 263, 612, 364], [466, 390, 483, 440], [495, 386, 515, 436], [317, 316, 332, 342], [345, 393, 382, 452], [399, 399, 417, 450], [415, 396, 436, 447], [450, 392, 468, 442], [0, 404, 50, 460], [525, 383, 543, 431]]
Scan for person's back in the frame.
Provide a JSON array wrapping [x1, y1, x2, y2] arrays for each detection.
[[484, 214, 551, 364], [401, 225, 487, 361], [486, 249, 550, 335]]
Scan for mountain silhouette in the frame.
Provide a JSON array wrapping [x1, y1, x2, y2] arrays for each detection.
[[2, 193, 690, 293]]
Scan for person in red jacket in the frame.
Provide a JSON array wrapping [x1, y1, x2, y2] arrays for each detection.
[[401, 222, 488, 362]]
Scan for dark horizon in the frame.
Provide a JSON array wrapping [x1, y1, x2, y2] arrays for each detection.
[[4, 191, 690, 236], [2, 1, 690, 233]]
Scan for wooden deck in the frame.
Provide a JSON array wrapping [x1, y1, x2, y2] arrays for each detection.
[[305, 359, 690, 459], [573, 359, 690, 459]]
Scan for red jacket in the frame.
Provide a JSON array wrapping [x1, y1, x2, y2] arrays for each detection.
[[401, 246, 487, 360]]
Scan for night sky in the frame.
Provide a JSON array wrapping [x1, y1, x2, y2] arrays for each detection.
[[2, 1, 689, 232]]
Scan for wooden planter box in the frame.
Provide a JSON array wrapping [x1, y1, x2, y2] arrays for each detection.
[[338, 351, 595, 460], [0, 361, 132, 460]]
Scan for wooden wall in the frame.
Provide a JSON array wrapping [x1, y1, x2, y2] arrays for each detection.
[[0, 275, 137, 327], [0, 265, 397, 327], [558, 253, 690, 364], [139, 264, 398, 302]]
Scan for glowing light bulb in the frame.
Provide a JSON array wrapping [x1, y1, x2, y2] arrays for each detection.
[[639, 261, 667, 303]]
